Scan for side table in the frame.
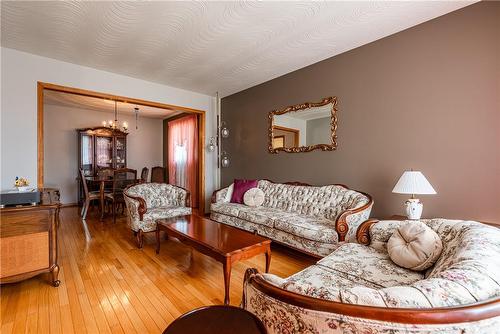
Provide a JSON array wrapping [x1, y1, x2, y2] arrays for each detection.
[[163, 305, 267, 334]]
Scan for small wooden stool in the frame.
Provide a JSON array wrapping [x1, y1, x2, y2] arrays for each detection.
[[163, 305, 267, 334]]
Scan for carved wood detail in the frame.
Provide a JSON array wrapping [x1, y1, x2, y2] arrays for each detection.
[[268, 96, 338, 153], [356, 219, 379, 245]]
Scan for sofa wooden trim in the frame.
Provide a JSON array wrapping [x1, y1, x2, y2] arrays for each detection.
[[243, 268, 500, 325], [211, 179, 373, 241]]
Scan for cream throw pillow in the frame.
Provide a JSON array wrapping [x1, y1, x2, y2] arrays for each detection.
[[243, 188, 265, 207], [224, 183, 234, 202], [387, 221, 443, 271]]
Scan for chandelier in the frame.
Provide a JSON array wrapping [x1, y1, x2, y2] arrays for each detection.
[[102, 100, 128, 131]]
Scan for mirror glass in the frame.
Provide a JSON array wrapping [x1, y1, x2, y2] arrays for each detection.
[[269, 97, 337, 153]]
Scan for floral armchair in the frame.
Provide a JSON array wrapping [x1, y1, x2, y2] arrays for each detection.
[[124, 182, 191, 248], [242, 219, 500, 333]]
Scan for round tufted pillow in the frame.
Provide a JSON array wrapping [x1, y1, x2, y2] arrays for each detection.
[[243, 188, 265, 207], [387, 221, 443, 271]]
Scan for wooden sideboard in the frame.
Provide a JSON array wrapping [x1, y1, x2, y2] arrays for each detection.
[[0, 188, 61, 286]]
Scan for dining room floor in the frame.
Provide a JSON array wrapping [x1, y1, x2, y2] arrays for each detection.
[[0, 206, 314, 334]]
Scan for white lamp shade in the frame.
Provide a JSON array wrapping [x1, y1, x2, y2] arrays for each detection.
[[392, 171, 436, 195]]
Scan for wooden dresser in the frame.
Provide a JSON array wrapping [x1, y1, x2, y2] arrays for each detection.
[[0, 188, 61, 286]]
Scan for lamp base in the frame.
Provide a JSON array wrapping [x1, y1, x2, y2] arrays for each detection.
[[404, 198, 423, 220]]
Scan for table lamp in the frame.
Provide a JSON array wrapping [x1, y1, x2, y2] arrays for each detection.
[[392, 170, 436, 219]]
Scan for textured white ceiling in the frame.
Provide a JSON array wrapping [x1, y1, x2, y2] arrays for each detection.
[[44, 90, 181, 119], [1, 1, 474, 97]]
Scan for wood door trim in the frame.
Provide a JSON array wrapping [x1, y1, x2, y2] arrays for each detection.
[[272, 125, 300, 146], [37, 81, 206, 213]]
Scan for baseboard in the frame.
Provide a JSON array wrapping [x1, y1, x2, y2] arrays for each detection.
[[60, 202, 78, 208]]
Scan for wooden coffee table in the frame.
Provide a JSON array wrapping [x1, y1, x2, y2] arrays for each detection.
[[155, 215, 271, 304]]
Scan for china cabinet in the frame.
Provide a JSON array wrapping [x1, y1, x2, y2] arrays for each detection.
[[77, 127, 128, 203]]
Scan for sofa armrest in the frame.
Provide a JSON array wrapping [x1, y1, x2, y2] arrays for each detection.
[[124, 193, 147, 220], [172, 185, 191, 207], [211, 186, 230, 204], [335, 193, 373, 242], [356, 219, 380, 245], [357, 220, 407, 250]]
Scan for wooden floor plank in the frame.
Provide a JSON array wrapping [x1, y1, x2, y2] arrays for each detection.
[[0, 207, 313, 333]]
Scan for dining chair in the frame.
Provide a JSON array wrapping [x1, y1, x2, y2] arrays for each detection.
[[105, 168, 138, 223], [79, 168, 100, 220], [140, 167, 149, 183], [151, 166, 166, 183]]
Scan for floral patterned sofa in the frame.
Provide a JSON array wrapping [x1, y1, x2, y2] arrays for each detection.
[[210, 180, 373, 257], [124, 183, 191, 248], [243, 219, 500, 333]]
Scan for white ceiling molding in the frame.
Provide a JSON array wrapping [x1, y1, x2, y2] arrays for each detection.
[[1, 1, 475, 97]]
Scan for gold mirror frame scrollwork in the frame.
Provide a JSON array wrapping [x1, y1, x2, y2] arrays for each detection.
[[268, 96, 338, 153]]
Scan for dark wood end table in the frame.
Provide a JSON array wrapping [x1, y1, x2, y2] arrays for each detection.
[[156, 215, 271, 305], [163, 305, 267, 334]]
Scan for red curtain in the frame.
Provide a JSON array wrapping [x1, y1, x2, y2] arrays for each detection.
[[167, 115, 198, 207]]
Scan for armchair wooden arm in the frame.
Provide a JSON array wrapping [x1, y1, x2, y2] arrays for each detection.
[[123, 192, 148, 220]]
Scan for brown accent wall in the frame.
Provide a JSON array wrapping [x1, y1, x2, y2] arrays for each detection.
[[221, 2, 500, 222]]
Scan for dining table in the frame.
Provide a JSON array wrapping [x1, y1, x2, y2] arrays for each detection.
[[84, 175, 139, 220]]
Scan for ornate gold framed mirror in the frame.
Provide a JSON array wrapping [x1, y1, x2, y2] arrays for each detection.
[[268, 96, 338, 153]]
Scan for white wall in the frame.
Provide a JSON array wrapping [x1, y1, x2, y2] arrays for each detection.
[[1, 47, 217, 211], [44, 104, 164, 204], [274, 114, 307, 146], [305, 116, 331, 145]]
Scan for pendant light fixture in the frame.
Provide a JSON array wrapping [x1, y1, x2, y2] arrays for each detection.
[[101, 100, 128, 132], [114, 100, 118, 127], [134, 107, 139, 130]]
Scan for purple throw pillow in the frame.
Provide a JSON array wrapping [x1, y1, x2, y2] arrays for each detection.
[[230, 179, 258, 204]]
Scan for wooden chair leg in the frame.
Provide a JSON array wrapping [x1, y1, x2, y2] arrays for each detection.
[[82, 200, 90, 220], [136, 230, 144, 248], [112, 201, 116, 224]]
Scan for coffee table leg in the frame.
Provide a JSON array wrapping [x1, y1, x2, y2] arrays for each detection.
[[265, 247, 271, 273], [155, 226, 160, 254], [223, 258, 231, 305]]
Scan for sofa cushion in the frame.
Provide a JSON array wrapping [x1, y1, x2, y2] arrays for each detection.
[[129, 206, 192, 233], [387, 221, 443, 271], [143, 206, 192, 222], [281, 265, 378, 302], [211, 203, 290, 228], [318, 243, 424, 288], [273, 214, 339, 244], [211, 202, 243, 217]]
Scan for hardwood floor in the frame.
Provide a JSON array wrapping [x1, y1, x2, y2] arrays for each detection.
[[0, 207, 314, 333]]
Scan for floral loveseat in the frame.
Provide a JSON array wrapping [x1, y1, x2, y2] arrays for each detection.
[[124, 183, 191, 248], [210, 180, 373, 257], [243, 219, 500, 333]]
